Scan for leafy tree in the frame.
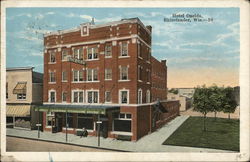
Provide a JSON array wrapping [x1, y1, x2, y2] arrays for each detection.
[[222, 87, 238, 119], [193, 85, 212, 131], [210, 85, 224, 119]]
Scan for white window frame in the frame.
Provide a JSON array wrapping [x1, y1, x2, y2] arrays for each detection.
[[62, 91, 67, 103], [72, 70, 84, 82], [105, 44, 112, 58], [138, 43, 142, 59], [120, 42, 128, 57], [138, 88, 143, 104], [105, 91, 112, 103], [62, 49, 68, 61], [87, 47, 98, 60], [146, 90, 151, 103], [73, 48, 84, 60], [86, 90, 99, 103], [71, 90, 84, 103], [119, 65, 129, 81], [49, 51, 56, 63], [48, 89, 56, 103], [49, 71, 56, 83], [119, 89, 129, 104], [105, 68, 112, 80], [46, 112, 55, 128], [62, 71, 67, 82], [86, 68, 98, 82]]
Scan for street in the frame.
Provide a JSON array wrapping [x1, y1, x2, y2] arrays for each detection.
[[6, 136, 114, 152]]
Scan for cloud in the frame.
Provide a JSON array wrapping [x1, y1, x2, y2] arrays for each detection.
[[79, 15, 92, 21], [215, 22, 239, 44]]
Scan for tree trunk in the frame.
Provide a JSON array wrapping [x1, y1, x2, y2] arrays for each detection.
[[228, 113, 231, 120], [214, 111, 217, 120], [203, 113, 206, 132]]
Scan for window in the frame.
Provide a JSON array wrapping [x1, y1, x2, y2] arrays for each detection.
[[105, 44, 112, 57], [87, 47, 98, 60], [146, 90, 150, 103], [105, 69, 112, 80], [6, 83, 8, 99], [62, 71, 67, 81], [46, 112, 54, 127], [49, 90, 56, 103], [87, 91, 99, 103], [49, 71, 56, 83], [62, 92, 67, 102], [120, 90, 129, 104], [138, 89, 142, 104], [66, 113, 73, 128], [77, 114, 93, 130], [105, 91, 111, 103], [113, 113, 132, 132], [87, 69, 98, 81], [120, 66, 128, 80], [17, 93, 26, 100], [49, 51, 56, 63], [73, 48, 83, 60], [138, 43, 142, 58], [138, 65, 143, 81], [147, 69, 150, 83], [72, 70, 83, 82], [72, 90, 84, 103], [62, 49, 68, 61], [120, 42, 128, 56]]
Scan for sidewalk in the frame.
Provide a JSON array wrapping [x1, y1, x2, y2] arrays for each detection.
[[6, 115, 234, 152]]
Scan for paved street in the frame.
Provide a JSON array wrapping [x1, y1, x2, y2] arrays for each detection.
[[6, 115, 234, 152], [7, 136, 112, 152]]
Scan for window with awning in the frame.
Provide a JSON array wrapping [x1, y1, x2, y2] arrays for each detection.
[[13, 82, 27, 94]]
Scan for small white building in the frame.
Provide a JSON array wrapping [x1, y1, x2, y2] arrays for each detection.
[[168, 92, 192, 111]]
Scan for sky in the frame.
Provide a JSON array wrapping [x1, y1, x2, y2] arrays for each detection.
[[6, 8, 239, 88]]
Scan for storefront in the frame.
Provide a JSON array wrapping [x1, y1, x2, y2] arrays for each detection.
[[34, 104, 121, 138]]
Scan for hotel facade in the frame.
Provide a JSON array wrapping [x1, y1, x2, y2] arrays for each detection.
[[38, 18, 180, 141]]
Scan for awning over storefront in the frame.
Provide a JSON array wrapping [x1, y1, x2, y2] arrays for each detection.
[[13, 82, 27, 94], [34, 104, 120, 115], [6, 105, 31, 117]]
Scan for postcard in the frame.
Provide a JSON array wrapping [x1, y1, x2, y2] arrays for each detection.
[[1, 0, 249, 161]]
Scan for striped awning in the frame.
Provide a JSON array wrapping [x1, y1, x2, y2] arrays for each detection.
[[6, 105, 31, 117], [13, 82, 27, 94]]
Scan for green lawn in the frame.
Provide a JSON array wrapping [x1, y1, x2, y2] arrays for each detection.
[[163, 116, 239, 151]]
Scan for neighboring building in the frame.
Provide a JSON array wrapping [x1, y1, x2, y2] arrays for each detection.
[[168, 92, 192, 111], [6, 67, 43, 129], [177, 88, 195, 98], [37, 18, 179, 141]]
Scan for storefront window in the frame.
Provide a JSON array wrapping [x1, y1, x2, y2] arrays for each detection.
[[77, 114, 93, 130]]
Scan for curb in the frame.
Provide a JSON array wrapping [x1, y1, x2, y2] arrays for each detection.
[[7, 135, 130, 152]]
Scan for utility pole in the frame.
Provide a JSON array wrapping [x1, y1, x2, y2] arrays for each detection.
[[37, 108, 40, 138], [97, 113, 101, 147], [66, 110, 68, 142]]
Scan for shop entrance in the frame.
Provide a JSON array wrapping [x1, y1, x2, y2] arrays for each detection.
[[52, 113, 63, 133]]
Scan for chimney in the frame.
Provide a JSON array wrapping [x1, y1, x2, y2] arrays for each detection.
[[161, 60, 167, 66], [146, 25, 152, 33], [91, 17, 95, 25]]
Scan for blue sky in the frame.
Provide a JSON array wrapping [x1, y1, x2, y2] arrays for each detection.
[[6, 8, 239, 88]]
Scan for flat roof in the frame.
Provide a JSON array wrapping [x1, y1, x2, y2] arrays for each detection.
[[6, 67, 34, 71]]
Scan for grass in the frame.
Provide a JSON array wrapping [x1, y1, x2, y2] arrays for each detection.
[[163, 116, 239, 151]]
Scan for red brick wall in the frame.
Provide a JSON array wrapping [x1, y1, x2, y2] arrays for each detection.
[[151, 57, 167, 102], [136, 105, 151, 139]]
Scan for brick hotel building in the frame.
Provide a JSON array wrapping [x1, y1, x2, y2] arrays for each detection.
[[37, 18, 180, 141]]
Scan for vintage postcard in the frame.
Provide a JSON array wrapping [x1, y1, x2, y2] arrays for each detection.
[[1, 0, 249, 161]]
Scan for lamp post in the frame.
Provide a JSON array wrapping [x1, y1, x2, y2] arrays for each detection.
[[66, 110, 68, 142]]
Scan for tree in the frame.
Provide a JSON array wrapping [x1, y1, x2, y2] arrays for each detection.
[[210, 85, 224, 119], [222, 87, 238, 119], [193, 85, 212, 131]]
